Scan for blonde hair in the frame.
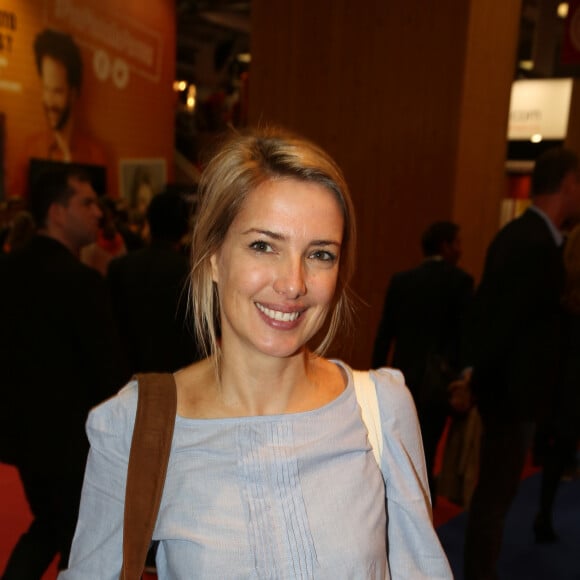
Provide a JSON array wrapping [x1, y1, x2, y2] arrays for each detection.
[[190, 126, 357, 361]]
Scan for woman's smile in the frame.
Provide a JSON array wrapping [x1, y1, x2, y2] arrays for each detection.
[[255, 302, 305, 324]]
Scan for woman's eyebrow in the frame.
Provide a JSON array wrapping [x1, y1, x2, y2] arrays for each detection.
[[241, 228, 285, 240], [310, 239, 341, 246], [241, 229, 341, 247]]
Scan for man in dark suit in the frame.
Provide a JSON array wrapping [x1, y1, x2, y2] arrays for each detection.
[[372, 221, 474, 501], [107, 190, 202, 374], [0, 165, 128, 578], [463, 147, 580, 580]]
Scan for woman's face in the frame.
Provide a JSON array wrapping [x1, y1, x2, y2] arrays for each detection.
[[210, 178, 344, 361]]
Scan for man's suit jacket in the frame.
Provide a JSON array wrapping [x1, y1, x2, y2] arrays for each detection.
[[466, 208, 565, 421], [0, 235, 128, 468], [372, 259, 474, 400], [107, 241, 202, 375]]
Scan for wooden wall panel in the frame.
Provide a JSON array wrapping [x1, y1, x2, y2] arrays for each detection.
[[452, 0, 522, 281], [564, 80, 580, 156], [249, 0, 520, 368]]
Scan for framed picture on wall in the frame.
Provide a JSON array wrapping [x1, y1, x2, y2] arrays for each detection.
[[119, 158, 167, 215]]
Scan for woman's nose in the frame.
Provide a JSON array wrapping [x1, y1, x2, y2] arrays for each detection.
[[273, 257, 306, 299]]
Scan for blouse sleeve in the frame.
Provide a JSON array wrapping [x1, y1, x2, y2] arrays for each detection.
[[58, 381, 138, 580], [372, 367, 453, 579]]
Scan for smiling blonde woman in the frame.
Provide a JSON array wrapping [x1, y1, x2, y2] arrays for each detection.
[[61, 126, 451, 579]]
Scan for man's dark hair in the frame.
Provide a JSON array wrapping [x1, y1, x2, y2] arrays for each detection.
[[531, 147, 579, 196], [421, 221, 459, 257], [146, 191, 190, 243], [33, 28, 83, 91], [28, 164, 92, 228]]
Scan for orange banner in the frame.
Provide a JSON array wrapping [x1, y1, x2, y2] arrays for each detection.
[[1, 0, 175, 200]]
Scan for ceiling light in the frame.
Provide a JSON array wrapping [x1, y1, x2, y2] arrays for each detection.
[[557, 3, 569, 19], [186, 84, 197, 112]]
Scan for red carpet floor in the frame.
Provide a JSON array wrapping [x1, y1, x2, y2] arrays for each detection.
[[0, 463, 59, 579]]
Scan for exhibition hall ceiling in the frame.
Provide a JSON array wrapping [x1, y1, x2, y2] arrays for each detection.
[[174, 0, 576, 85], [175, 0, 251, 85]]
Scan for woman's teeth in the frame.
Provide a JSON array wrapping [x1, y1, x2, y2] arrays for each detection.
[[256, 303, 301, 322]]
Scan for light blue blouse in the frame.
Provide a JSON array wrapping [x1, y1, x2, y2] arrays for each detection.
[[60, 362, 451, 579]]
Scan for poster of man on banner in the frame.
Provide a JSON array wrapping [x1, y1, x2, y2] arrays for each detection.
[[11, 27, 109, 197], [2, 0, 175, 201]]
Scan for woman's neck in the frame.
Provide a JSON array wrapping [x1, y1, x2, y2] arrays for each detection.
[[217, 349, 314, 416]]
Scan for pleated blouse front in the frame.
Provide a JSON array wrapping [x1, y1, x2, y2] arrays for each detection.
[[153, 370, 387, 579]]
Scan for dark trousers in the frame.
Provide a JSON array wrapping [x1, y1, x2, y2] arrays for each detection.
[[537, 418, 579, 519], [2, 460, 83, 580], [463, 414, 535, 580], [418, 400, 449, 504]]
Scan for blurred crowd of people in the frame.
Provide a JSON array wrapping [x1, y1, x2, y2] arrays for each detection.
[[0, 165, 201, 578]]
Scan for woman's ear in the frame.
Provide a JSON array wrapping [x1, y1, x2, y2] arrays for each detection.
[[210, 252, 219, 283]]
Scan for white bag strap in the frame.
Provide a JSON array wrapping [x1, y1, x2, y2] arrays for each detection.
[[352, 370, 383, 466]]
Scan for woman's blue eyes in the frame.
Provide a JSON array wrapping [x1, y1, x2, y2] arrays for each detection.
[[249, 240, 272, 252], [248, 241, 336, 262], [310, 250, 337, 262]]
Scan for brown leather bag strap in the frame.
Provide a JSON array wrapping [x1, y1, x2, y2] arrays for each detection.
[[121, 373, 177, 580]]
